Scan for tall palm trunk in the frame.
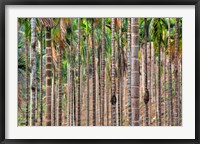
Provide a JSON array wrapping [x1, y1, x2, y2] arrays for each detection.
[[119, 18, 123, 126], [45, 26, 52, 126], [92, 19, 96, 126], [174, 18, 179, 126], [98, 45, 101, 126], [71, 33, 76, 126], [179, 57, 182, 125], [117, 18, 121, 126], [58, 48, 62, 126], [77, 18, 81, 126], [67, 62, 71, 126], [143, 18, 149, 126], [131, 18, 140, 126], [40, 29, 43, 126], [86, 34, 90, 126], [52, 66, 56, 126], [151, 42, 155, 125], [106, 72, 109, 126], [147, 43, 151, 125], [25, 36, 29, 126], [158, 41, 161, 126], [111, 18, 116, 126], [168, 18, 173, 126], [73, 42, 77, 126], [100, 18, 105, 126], [164, 46, 167, 126], [30, 18, 36, 126], [70, 34, 74, 126], [127, 18, 132, 126]]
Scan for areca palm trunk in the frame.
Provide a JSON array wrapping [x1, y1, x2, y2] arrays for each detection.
[[164, 46, 167, 126], [179, 57, 182, 125], [70, 34, 74, 126], [174, 18, 179, 126], [86, 34, 90, 126], [58, 48, 62, 126], [68, 63, 71, 126], [40, 29, 43, 126], [77, 18, 81, 126], [158, 41, 161, 126], [73, 43, 77, 126], [168, 18, 173, 126], [30, 18, 36, 126], [127, 18, 132, 126], [98, 45, 101, 126], [147, 42, 151, 125], [45, 26, 52, 126], [117, 62, 121, 126], [25, 35, 29, 126], [117, 19, 121, 126], [151, 42, 155, 125], [143, 18, 149, 126], [71, 33, 76, 126], [106, 72, 109, 126], [92, 19, 96, 126], [52, 66, 56, 126], [131, 18, 140, 126], [100, 18, 105, 126], [111, 18, 116, 126], [119, 18, 123, 126], [66, 55, 71, 126]]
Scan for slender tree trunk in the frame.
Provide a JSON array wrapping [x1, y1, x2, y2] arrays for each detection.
[[179, 57, 182, 125], [119, 18, 123, 126], [68, 64, 71, 126], [117, 18, 121, 126], [174, 18, 179, 126], [86, 34, 90, 126], [96, 58, 99, 125], [143, 18, 149, 126], [150, 42, 155, 125], [35, 84, 38, 125], [58, 48, 62, 126], [77, 18, 81, 126], [30, 18, 36, 126], [73, 43, 76, 126], [51, 66, 54, 125], [92, 19, 96, 126], [39, 29, 43, 126], [117, 60, 121, 126], [164, 46, 167, 126], [111, 18, 116, 126], [45, 27, 52, 126], [106, 73, 109, 126], [147, 42, 151, 125], [131, 18, 140, 126], [25, 36, 29, 126], [52, 67, 56, 126], [156, 61, 159, 126], [127, 18, 132, 126], [70, 34, 74, 126], [100, 18, 105, 126], [98, 45, 101, 126], [168, 18, 174, 126], [158, 40, 161, 126]]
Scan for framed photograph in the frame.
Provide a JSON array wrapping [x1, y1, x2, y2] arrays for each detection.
[[1, 0, 199, 143]]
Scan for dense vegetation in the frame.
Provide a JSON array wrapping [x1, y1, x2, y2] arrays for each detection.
[[18, 18, 182, 126]]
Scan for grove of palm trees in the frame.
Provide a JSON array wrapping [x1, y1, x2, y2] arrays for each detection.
[[18, 18, 182, 126]]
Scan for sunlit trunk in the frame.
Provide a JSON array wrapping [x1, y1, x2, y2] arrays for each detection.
[[131, 18, 140, 126], [30, 18, 36, 126], [174, 18, 179, 126]]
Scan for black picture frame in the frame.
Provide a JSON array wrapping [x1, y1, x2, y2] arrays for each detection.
[[0, 0, 199, 143]]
